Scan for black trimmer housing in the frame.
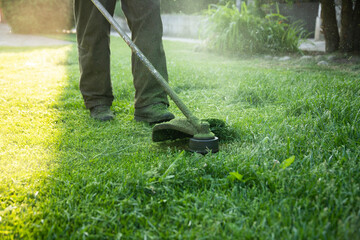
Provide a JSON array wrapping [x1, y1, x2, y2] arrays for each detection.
[[152, 118, 219, 154]]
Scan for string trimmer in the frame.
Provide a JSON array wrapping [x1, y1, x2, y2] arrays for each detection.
[[91, 0, 220, 153]]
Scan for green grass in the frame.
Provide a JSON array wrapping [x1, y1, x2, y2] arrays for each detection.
[[0, 37, 359, 239]]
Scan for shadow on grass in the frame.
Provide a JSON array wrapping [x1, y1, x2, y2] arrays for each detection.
[[39, 40, 360, 239]]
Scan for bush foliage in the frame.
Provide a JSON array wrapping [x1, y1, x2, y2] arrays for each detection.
[[2, 0, 74, 34], [201, 3, 307, 54]]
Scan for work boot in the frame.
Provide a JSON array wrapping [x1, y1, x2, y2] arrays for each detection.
[[134, 103, 175, 124], [90, 105, 114, 121]]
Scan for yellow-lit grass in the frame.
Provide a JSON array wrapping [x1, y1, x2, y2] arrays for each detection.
[[0, 46, 70, 235]]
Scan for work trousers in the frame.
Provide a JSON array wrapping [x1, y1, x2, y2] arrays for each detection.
[[74, 0, 169, 109]]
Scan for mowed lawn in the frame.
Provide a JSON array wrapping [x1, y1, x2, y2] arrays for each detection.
[[0, 37, 359, 239]]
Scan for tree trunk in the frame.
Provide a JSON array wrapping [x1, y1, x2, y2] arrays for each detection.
[[353, 0, 360, 52], [321, 0, 340, 52], [340, 0, 354, 52]]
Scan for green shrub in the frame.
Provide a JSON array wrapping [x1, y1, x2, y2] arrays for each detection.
[[200, 3, 307, 54], [2, 0, 74, 34]]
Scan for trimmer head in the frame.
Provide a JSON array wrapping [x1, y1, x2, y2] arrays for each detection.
[[189, 137, 219, 154], [152, 118, 196, 142], [152, 118, 220, 154]]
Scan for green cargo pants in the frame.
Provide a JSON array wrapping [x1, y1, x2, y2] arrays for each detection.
[[74, 0, 169, 109]]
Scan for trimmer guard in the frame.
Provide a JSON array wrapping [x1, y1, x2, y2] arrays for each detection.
[[152, 118, 197, 142]]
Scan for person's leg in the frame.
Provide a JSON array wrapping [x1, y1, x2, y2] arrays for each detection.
[[121, 0, 170, 108], [74, 0, 116, 110], [121, 0, 174, 123]]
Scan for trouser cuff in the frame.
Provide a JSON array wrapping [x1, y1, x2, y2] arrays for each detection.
[[85, 99, 113, 109]]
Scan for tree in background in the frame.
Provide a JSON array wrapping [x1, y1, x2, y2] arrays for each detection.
[[320, 0, 339, 52], [320, 0, 359, 53], [339, 0, 360, 52]]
